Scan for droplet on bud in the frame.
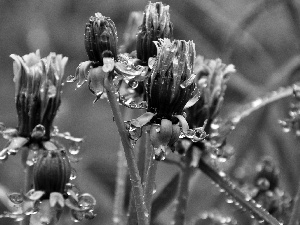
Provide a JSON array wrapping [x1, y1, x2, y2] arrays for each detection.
[[8, 193, 24, 204], [78, 193, 96, 210]]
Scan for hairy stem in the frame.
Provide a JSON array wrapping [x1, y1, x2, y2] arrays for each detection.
[[173, 149, 194, 225], [198, 157, 282, 225], [105, 74, 149, 225]]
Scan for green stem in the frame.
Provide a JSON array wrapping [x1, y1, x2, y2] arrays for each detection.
[[112, 143, 127, 225], [143, 133, 158, 216], [105, 74, 149, 225], [198, 157, 282, 225], [21, 150, 33, 225], [288, 179, 300, 225], [173, 149, 194, 225]]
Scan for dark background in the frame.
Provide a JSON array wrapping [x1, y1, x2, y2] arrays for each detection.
[[1, 0, 300, 224]]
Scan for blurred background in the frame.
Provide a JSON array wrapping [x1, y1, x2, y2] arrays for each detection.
[[0, 0, 300, 224]]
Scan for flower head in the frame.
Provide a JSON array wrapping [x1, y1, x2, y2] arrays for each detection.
[[186, 57, 235, 132], [10, 50, 68, 140], [137, 2, 173, 64], [85, 13, 118, 66], [127, 39, 199, 160], [146, 39, 196, 118]]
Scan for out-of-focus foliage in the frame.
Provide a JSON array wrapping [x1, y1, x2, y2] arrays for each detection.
[[0, 0, 300, 224]]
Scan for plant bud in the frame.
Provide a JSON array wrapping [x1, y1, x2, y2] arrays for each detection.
[[33, 150, 71, 199], [10, 51, 67, 140], [136, 2, 173, 64], [85, 13, 118, 66]]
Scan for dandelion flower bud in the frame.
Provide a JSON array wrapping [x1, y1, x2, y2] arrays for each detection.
[[85, 13, 118, 66], [33, 150, 71, 199], [10, 51, 68, 140], [137, 2, 173, 64]]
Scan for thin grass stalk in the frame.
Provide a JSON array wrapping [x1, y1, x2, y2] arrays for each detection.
[[173, 148, 194, 225], [105, 73, 149, 225], [198, 157, 282, 225]]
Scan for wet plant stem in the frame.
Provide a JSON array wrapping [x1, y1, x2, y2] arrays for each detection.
[[173, 149, 193, 225], [198, 157, 281, 225], [112, 142, 127, 225], [143, 133, 158, 216], [105, 73, 149, 225], [288, 178, 300, 225], [21, 151, 33, 225]]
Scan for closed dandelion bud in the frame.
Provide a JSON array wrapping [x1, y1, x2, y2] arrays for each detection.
[[85, 13, 118, 66], [10, 51, 68, 140], [33, 150, 71, 199], [136, 2, 173, 64]]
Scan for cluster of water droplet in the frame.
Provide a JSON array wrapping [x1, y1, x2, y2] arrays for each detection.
[[119, 94, 147, 109], [278, 100, 300, 135], [179, 127, 207, 143], [124, 121, 143, 143], [65, 185, 97, 222], [192, 211, 237, 225]]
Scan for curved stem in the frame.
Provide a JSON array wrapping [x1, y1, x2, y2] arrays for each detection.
[[173, 149, 194, 225], [198, 157, 282, 225], [105, 74, 149, 225]]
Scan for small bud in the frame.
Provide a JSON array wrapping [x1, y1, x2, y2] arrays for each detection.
[[136, 2, 173, 64], [33, 150, 71, 199], [85, 13, 118, 66]]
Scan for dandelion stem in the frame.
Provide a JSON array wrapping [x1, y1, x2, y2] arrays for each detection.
[[198, 156, 282, 225], [112, 142, 127, 225], [21, 151, 33, 225], [105, 73, 149, 225], [288, 178, 300, 225], [173, 149, 194, 225], [143, 132, 158, 216]]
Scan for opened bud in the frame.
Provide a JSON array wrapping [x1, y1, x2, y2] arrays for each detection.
[[10, 51, 67, 140]]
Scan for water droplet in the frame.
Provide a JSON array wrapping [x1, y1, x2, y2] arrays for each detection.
[[8, 193, 24, 204], [78, 193, 96, 210], [69, 142, 80, 155], [226, 197, 233, 204], [47, 83, 57, 98], [113, 217, 121, 223], [278, 120, 291, 133], [66, 75, 76, 82], [0, 149, 8, 161], [70, 168, 77, 180], [128, 80, 138, 89], [31, 124, 46, 139], [152, 183, 157, 194]]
